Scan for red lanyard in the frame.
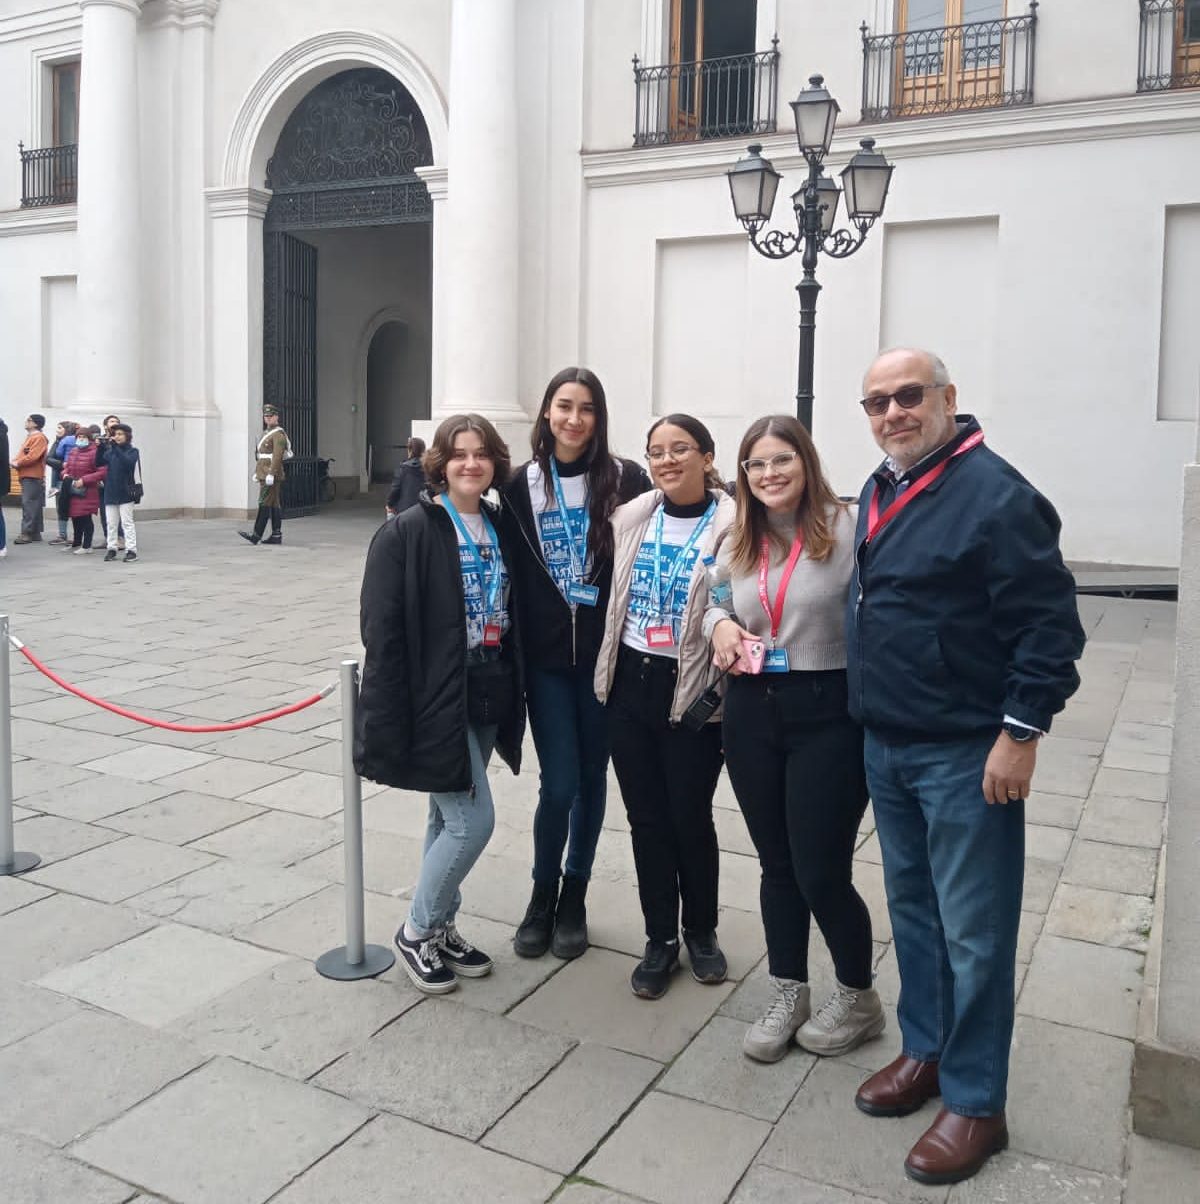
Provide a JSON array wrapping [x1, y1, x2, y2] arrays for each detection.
[[758, 533, 805, 645], [866, 430, 985, 543]]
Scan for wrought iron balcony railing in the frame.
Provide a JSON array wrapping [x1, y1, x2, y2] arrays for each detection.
[[633, 43, 779, 147], [861, 4, 1038, 122], [1138, 0, 1200, 91], [19, 143, 78, 207]]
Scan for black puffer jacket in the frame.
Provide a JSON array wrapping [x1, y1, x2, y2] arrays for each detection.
[[354, 490, 525, 793], [504, 456, 651, 670], [0, 420, 8, 497]]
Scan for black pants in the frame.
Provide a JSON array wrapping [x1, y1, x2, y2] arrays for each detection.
[[71, 514, 95, 549], [607, 645, 724, 943], [723, 669, 872, 988]]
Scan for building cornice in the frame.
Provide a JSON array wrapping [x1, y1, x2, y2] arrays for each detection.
[[0, 206, 77, 238], [143, 0, 219, 30], [0, 4, 80, 44], [582, 91, 1200, 188], [415, 164, 448, 202], [78, 0, 143, 16], [205, 185, 271, 220]]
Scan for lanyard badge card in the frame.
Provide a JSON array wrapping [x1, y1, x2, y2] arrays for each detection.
[[645, 502, 715, 650], [444, 497, 504, 646], [550, 461, 600, 607], [759, 534, 805, 672]]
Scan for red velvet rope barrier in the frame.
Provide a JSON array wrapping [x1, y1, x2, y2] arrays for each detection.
[[10, 636, 335, 734]]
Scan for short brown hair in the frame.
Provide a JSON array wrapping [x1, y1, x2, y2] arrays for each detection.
[[422, 413, 511, 493], [728, 414, 846, 574]]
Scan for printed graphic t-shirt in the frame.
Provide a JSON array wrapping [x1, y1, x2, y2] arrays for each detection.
[[453, 508, 512, 649], [527, 459, 590, 598], [620, 504, 709, 660]]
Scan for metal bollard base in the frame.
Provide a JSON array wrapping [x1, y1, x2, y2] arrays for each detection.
[[315, 943, 395, 981], [1, 851, 41, 877]]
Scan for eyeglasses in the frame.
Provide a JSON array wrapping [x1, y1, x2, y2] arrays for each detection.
[[859, 383, 942, 418], [741, 451, 800, 477], [645, 443, 700, 464]]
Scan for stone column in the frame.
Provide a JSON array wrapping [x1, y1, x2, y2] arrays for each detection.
[[437, 0, 526, 429], [76, 0, 147, 415]]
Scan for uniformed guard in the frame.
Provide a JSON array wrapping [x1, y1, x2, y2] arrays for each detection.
[[238, 404, 291, 545]]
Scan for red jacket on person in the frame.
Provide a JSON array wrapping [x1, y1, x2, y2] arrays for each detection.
[[64, 444, 107, 518]]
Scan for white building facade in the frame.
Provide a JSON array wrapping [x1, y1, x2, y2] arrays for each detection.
[[1, 0, 1198, 564]]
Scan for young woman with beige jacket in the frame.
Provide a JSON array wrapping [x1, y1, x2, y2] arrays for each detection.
[[595, 413, 735, 1000]]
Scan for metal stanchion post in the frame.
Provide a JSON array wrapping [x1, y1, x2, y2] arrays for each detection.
[[1, 615, 41, 877], [316, 658, 394, 980]]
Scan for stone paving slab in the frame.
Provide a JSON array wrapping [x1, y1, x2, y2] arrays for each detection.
[[38, 923, 288, 1027], [272, 1113, 561, 1204], [1124, 1133, 1200, 1204], [1045, 883, 1153, 951], [188, 808, 342, 866], [239, 769, 347, 817], [0, 1131, 139, 1204], [11, 758, 94, 799], [19, 774, 179, 822], [0, 872, 51, 916], [26, 834, 216, 903], [12, 813, 123, 864], [0, 977, 82, 1048], [946, 1152, 1122, 1203], [731, 1167, 888, 1203], [99, 791, 266, 844], [1062, 838, 1160, 897], [1077, 795, 1165, 848], [0, 1009, 205, 1147], [1018, 934, 1143, 1039], [149, 756, 301, 798], [72, 1057, 371, 1204], [582, 1091, 771, 1204]]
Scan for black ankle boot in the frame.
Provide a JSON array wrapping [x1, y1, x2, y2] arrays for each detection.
[[239, 505, 270, 544], [513, 880, 558, 958], [551, 874, 589, 960]]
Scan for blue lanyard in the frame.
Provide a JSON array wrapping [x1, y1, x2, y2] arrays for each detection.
[[652, 500, 715, 620], [441, 496, 503, 616], [549, 459, 590, 581]]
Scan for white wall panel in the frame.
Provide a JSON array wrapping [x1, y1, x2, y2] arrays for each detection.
[[41, 274, 77, 407], [1158, 206, 1200, 424]]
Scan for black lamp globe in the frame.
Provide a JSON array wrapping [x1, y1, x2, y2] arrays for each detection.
[[841, 138, 894, 222], [789, 74, 840, 159], [727, 143, 782, 228]]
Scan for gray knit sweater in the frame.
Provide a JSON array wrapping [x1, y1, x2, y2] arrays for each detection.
[[701, 505, 856, 671]]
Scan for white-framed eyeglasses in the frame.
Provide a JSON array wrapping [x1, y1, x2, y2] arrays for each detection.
[[645, 443, 700, 464], [741, 451, 800, 477]]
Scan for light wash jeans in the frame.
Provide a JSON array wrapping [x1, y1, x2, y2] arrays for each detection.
[[408, 724, 498, 936], [104, 503, 137, 552]]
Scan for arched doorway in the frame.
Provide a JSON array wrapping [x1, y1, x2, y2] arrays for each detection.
[[365, 319, 426, 483], [262, 67, 433, 514]]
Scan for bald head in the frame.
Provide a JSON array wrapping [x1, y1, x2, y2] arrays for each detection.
[[861, 347, 958, 470]]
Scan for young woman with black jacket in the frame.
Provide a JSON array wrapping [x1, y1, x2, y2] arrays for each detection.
[[355, 413, 525, 995], [504, 367, 651, 960]]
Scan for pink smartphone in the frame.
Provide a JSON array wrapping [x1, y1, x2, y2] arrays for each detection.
[[738, 637, 765, 675]]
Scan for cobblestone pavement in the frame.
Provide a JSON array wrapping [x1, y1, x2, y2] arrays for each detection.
[[2, 508, 1197, 1203]]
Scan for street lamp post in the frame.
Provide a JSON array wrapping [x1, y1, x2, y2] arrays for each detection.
[[727, 75, 894, 431]]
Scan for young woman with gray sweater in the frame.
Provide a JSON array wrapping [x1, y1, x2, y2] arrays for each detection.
[[704, 414, 882, 1064]]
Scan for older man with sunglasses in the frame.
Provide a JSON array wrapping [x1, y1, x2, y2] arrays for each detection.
[[845, 347, 1084, 1186]]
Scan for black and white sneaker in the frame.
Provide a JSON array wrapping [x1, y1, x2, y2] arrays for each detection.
[[394, 927, 457, 994], [439, 922, 493, 978]]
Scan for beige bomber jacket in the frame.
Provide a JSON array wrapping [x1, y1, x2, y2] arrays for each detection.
[[594, 487, 735, 725]]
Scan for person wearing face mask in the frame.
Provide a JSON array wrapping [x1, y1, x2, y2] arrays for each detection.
[[504, 367, 651, 961], [594, 414, 734, 1000], [95, 423, 141, 562], [355, 413, 526, 996], [63, 425, 107, 554], [706, 415, 881, 1065]]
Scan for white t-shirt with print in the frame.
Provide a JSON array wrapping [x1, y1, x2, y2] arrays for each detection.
[[526, 462, 591, 598], [452, 509, 512, 649]]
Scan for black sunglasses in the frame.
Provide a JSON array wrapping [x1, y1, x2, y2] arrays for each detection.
[[859, 383, 942, 418]]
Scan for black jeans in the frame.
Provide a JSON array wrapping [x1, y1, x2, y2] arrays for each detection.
[[723, 669, 873, 988], [71, 514, 95, 549], [607, 645, 724, 943]]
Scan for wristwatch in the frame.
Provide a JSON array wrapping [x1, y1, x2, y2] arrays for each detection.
[[1002, 722, 1040, 743]]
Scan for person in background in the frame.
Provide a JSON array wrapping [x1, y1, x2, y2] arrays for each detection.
[[96, 423, 141, 562], [706, 415, 880, 1065], [97, 414, 122, 547], [0, 417, 8, 559], [64, 424, 106, 554], [504, 367, 651, 961], [11, 413, 49, 544], [385, 436, 427, 517], [239, 404, 290, 545], [47, 421, 78, 545], [356, 413, 525, 995], [594, 414, 734, 1000]]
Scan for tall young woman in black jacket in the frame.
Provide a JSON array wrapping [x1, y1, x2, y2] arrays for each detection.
[[504, 368, 651, 960], [355, 413, 525, 995]]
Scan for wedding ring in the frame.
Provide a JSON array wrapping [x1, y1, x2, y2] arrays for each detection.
[[1006, 789, 1020, 798]]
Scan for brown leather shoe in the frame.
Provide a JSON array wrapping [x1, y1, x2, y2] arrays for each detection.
[[904, 1107, 1008, 1185], [855, 1054, 940, 1117]]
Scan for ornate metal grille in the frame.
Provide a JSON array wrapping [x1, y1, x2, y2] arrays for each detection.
[[633, 45, 779, 147], [861, 4, 1038, 121], [19, 143, 77, 207], [1139, 0, 1200, 91]]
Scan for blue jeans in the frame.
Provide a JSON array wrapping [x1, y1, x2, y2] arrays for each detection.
[[864, 730, 1024, 1117], [525, 655, 609, 884], [0, 503, 6, 550], [408, 725, 497, 936]]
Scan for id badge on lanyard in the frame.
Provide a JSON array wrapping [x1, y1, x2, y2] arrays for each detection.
[[443, 497, 504, 643], [759, 534, 804, 672], [646, 502, 715, 650], [550, 461, 598, 607]]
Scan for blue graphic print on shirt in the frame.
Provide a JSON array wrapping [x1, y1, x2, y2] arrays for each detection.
[[459, 542, 511, 648], [626, 537, 700, 637], [537, 505, 589, 599]]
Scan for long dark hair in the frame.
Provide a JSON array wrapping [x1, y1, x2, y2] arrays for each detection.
[[645, 413, 725, 493], [728, 414, 846, 574], [530, 367, 622, 564]]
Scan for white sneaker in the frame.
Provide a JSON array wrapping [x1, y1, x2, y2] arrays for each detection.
[[796, 981, 885, 1056], [73, 547, 93, 555], [743, 978, 810, 1063], [0, 547, 6, 558]]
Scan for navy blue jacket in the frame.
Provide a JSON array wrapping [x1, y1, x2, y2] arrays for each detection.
[[846, 415, 1084, 739], [95, 442, 141, 505]]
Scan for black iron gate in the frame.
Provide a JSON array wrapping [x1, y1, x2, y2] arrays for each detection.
[[263, 231, 319, 516]]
